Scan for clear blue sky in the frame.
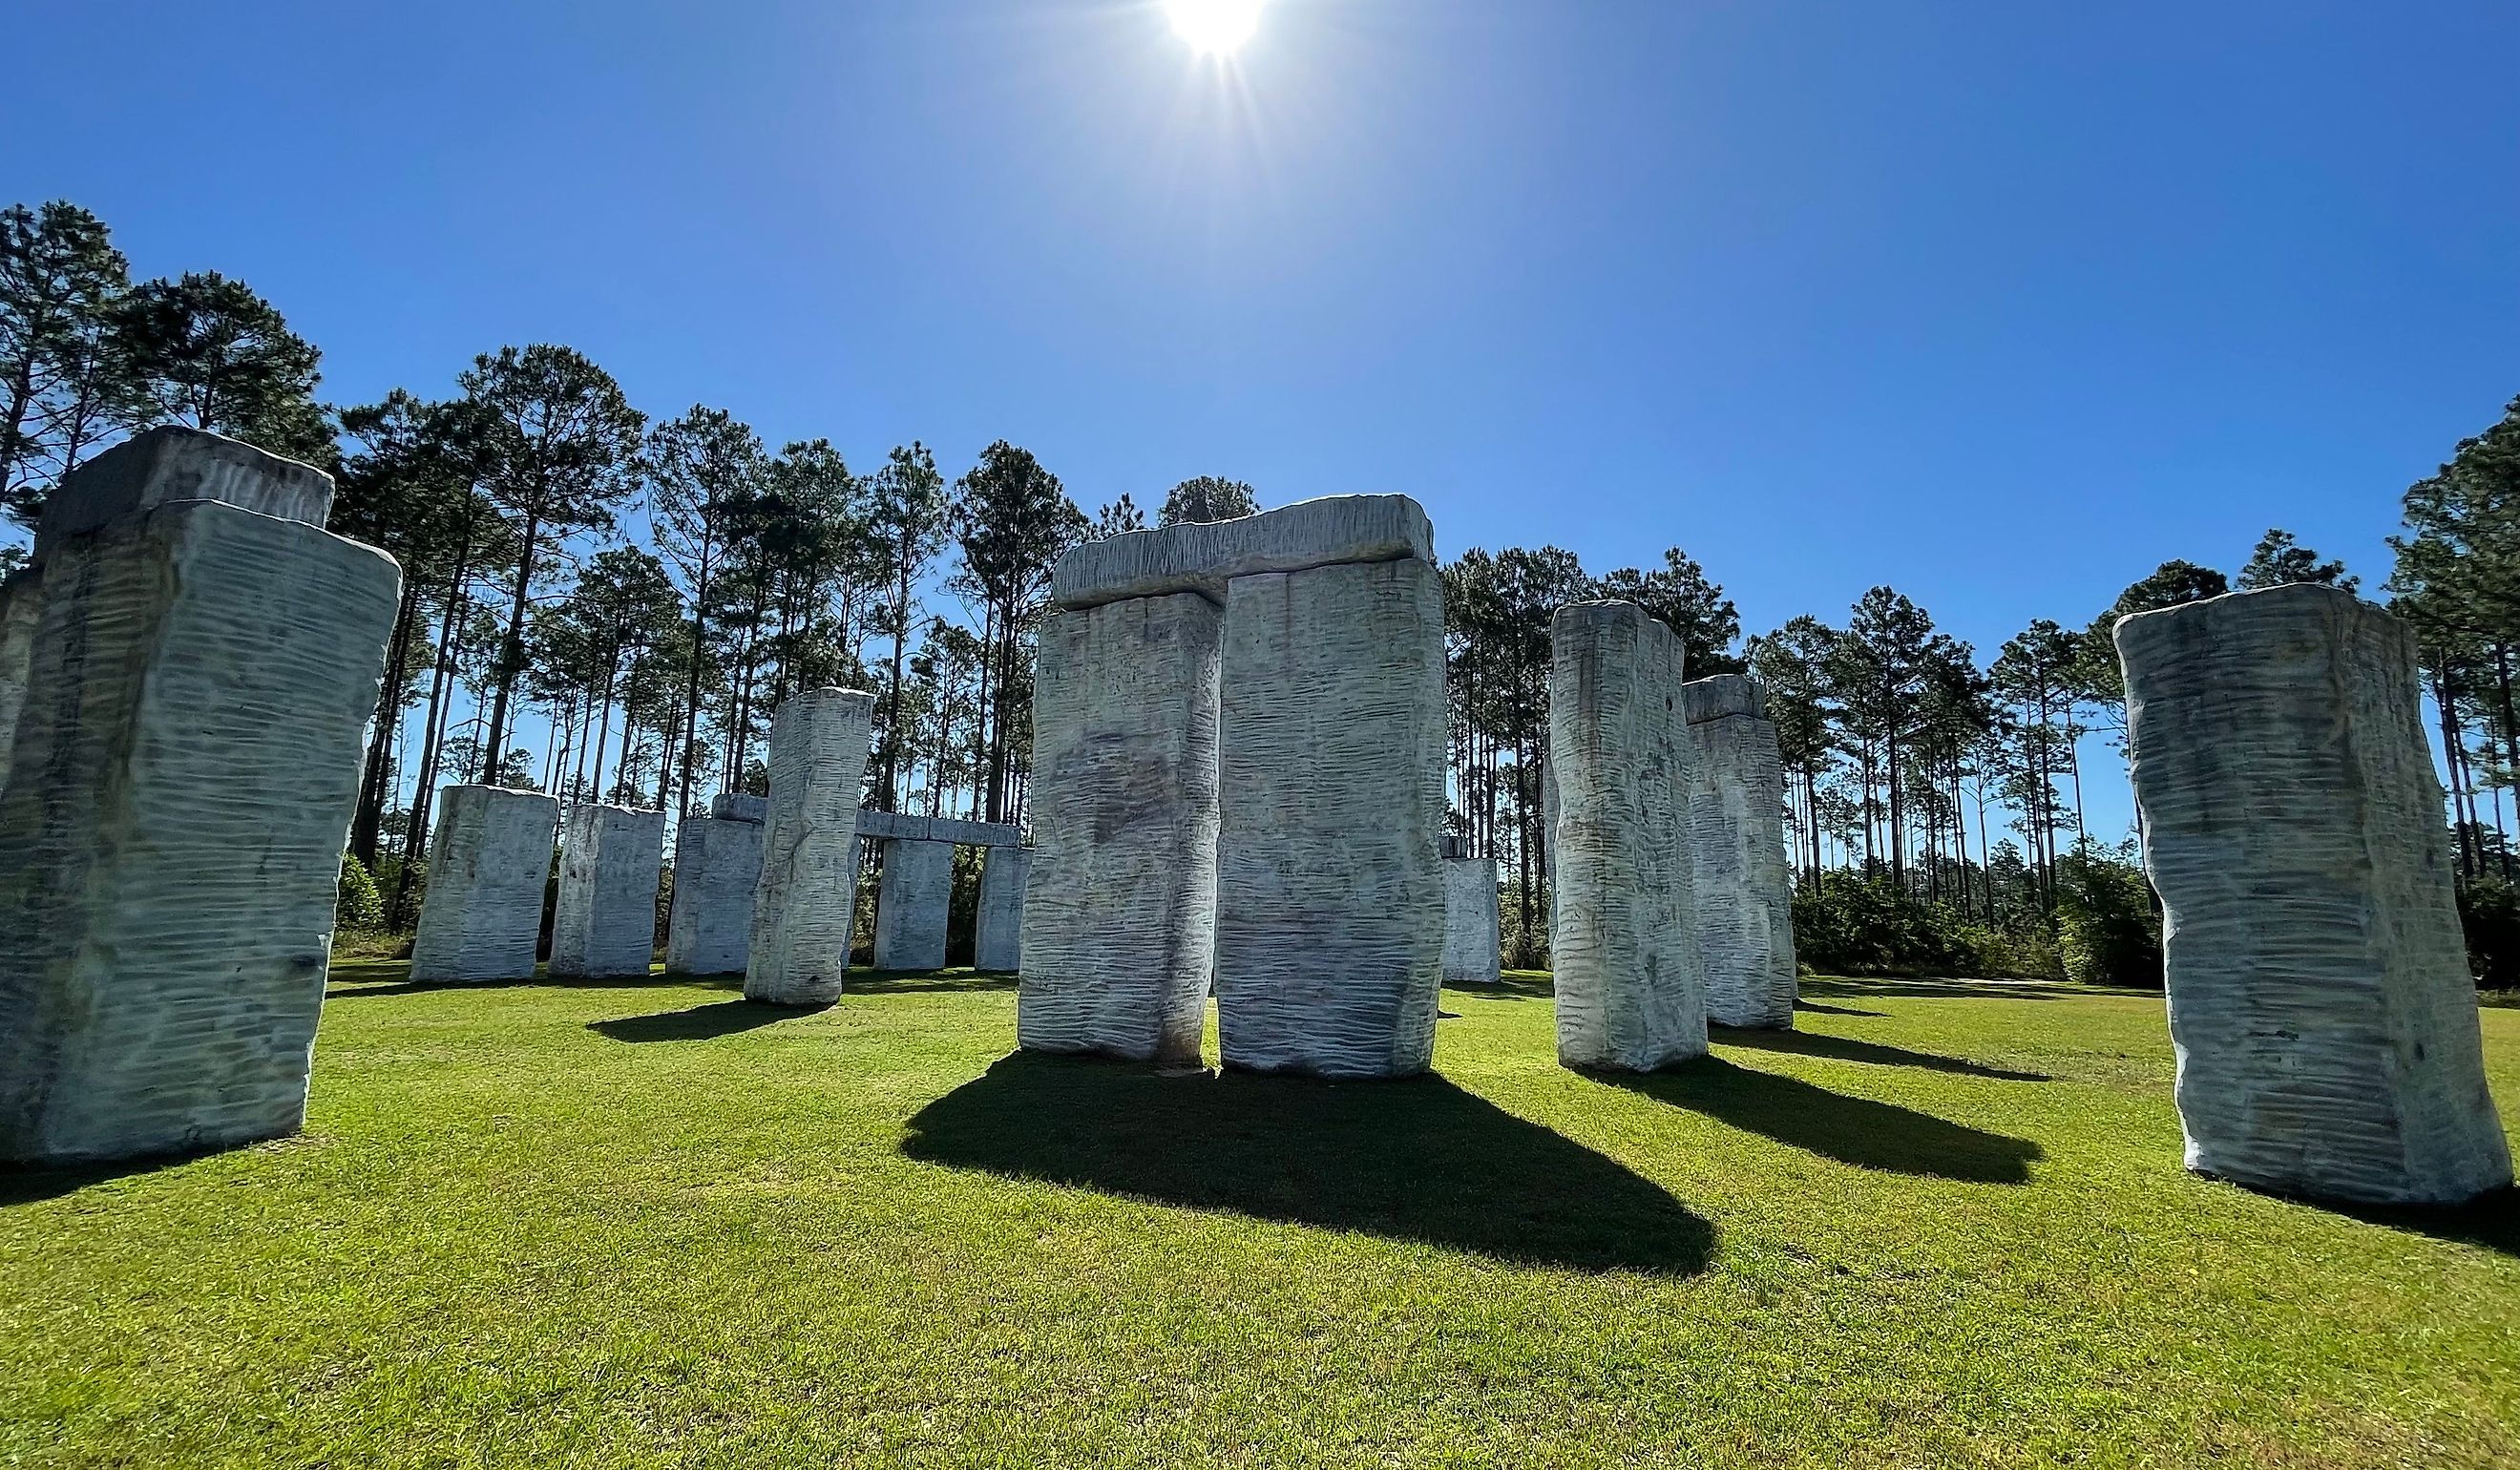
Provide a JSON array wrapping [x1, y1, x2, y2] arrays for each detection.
[[7, 1, 2515, 836]]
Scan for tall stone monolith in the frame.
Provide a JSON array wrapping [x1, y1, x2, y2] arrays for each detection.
[[663, 793, 766, 975], [975, 846, 1030, 972], [1549, 600, 1705, 1072], [2116, 583, 2511, 1204], [1683, 675, 1798, 1029], [549, 803, 666, 978], [1441, 843, 1502, 987], [410, 785, 562, 983], [873, 837, 953, 971], [1018, 593, 1223, 1062], [0, 428, 399, 1164], [1213, 555, 1448, 1078], [746, 687, 874, 1006]]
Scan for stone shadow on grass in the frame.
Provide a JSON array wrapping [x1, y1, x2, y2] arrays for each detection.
[[0, 1150, 202, 1208], [1711, 1025, 2049, 1082], [1603, 1058, 2045, 1184], [846, 971, 1023, 996], [326, 960, 727, 999], [588, 998, 817, 1042], [1794, 1000, 1888, 1018], [2325, 1188, 2520, 1259], [903, 1052, 1714, 1275]]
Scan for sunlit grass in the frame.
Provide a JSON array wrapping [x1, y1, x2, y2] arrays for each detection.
[[2, 961, 2513, 1466]]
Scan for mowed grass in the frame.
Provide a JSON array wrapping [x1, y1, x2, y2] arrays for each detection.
[[4, 965, 2517, 1468]]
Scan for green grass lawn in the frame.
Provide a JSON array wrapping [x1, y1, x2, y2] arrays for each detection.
[[5, 964, 2516, 1468]]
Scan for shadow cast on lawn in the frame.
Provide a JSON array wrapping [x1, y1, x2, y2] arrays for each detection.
[[327, 962, 730, 1000], [2329, 1188, 2520, 1259], [1602, 1058, 2045, 1184], [1711, 1025, 2049, 1082], [588, 998, 819, 1042], [1799, 976, 2096, 1002], [903, 1052, 1713, 1275], [846, 971, 1022, 996], [1794, 1000, 1888, 1018], [0, 1150, 203, 1208]]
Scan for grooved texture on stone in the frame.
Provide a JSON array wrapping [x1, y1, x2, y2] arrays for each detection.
[[857, 808, 1020, 846], [976, 847, 1030, 972], [549, 803, 665, 978], [665, 810, 765, 975], [746, 687, 874, 1005], [1549, 600, 1706, 1072], [0, 564, 39, 801], [0, 499, 398, 1163], [1050, 494, 1436, 611], [1018, 594, 1223, 1063], [873, 838, 953, 971], [37, 426, 334, 559], [1442, 856, 1502, 986], [2116, 584, 2511, 1204], [410, 786, 560, 983], [1684, 675, 1798, 1030], [1214, 557, 1447, 1078], [710, 791, 767, 823]]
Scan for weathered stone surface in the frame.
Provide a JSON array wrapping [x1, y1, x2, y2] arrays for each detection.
[[873, 837, 953, 971], [1684, 674, 1798, 1030], [549, 803, 665, 978], [1442, 855, 1502, 986], [664, 809, 765, 976], [0, 498, 398, 1163], [710, 791, 767, 824], [1018, 593, 1223, 1063], [1549, 600, 1705, 1072], [0, 564, 40, 801], [2116, 584, 2511, 1204], [36, 426, 334, 560], [1214, 556, 1447, 1078], [410, 786, 561, 983], [975, 847, 1030, 972], [855, 808, 1021, 846], [1049, 494, 1435, 611], [746, 687, 874, 1005]]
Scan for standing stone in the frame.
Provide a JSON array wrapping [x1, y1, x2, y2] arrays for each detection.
[[410, 785, 562, 983], [0, 564, 40, 801], [873, 837, 953, 971], [549, 803, 666, 978], [2116, 584, 2511, 1204], [1441, 850, 1502, 986], [1683, 675, 1798, 1029], [1019, 594, 1223, 1063], [746, 687, 874, 1006], [1214, 556, 1448, 1078], [0, 430, 398, 1163], [975, 847, 1030, 972], [663, 795, 766, 975], [1549, 600, 1705, 1072]]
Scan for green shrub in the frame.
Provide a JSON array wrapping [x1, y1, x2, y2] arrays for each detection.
[[337, 852, 386, 934], [2053, 850, 2162, 988], [2458, 876, 2520, 989]]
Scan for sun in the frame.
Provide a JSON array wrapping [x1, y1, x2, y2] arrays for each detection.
[[1166, 0, 1263, 54]]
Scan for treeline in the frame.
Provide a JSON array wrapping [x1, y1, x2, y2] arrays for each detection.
[[1, 199, 1253, 932], [1442, 527, 2366, 985]]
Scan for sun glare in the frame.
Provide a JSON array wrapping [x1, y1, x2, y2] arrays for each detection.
[[1166, 0, 1262, 54]]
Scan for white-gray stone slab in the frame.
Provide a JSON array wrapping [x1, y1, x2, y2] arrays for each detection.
[[2116, 583, 2511, 1204], [665, 799, 766, 976], [1213, 556, 1448, 1079], [1049, 494, 1435, 611], [410, 785, 561, 984], [1683, 674, 1798, 1030], [1549, 600, 1706, 1072], [711, 791, 768, 824], [35, 425, 335, 561], [746, 687, 874, 1005], [873, 837, 953, 971], [1442, 855, 1502, 986], [1018, 593, 1223, 1064], [0, 564, 40, 802], [975, 847, 1030, 972], [549, 803, 665, 978], [0, 489, 397, 1163], [856, 808, 1021, 846]]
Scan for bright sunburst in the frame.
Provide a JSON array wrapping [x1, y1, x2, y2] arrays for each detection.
[[1166, 0, 1263, 54]]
